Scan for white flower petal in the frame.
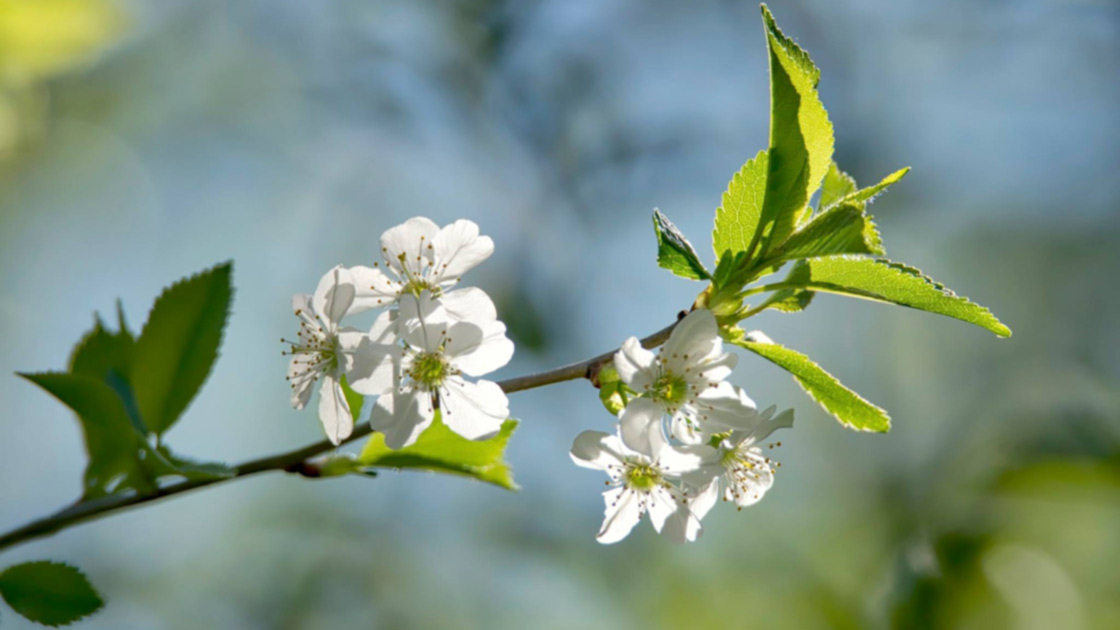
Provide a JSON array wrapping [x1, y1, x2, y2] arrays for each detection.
[[431, 219, 494, 285], [348, 264, 401, 314], [614, 337, 656, 390], [619, 397, 664, 455], [695, 382, 759, 432], [727, 448, 775, 507], [312, 266, 357, 328], [647, 486, 678, 533], [398, 292, 446, 352], [291, 293, 316, 327], [368, 309, 398, 344], [445, 319, 514, 377], [741, 407, 794, 443], [441, 287, 498, 323], [662, 309, 718, 370], [380, 216, 439, 275], [694, 351, 737, 383], [660, 502, 704, 544], [340, 330, 397, 396], [317, 376, 353, 446], [689, 475, 721, 520], [570, 430, 626, 471], [370, 389, 434, 449], [287, 355, 316, 409], [596, 487, 642, 545], [439, 377, 508, 440]]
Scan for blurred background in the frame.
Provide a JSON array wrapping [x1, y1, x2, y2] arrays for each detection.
[[2, 0, 1118, 628]]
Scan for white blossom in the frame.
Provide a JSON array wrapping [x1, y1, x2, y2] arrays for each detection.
[[570, 429, 715, 544], [285, 266, 393, 445], [614, 309, 759, 453], [362, 292, 513, 449], [684, 405, 793, 509], [348, 217, 495, 321]]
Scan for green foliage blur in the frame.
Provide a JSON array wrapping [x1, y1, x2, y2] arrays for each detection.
[[0, 1, 1117, 629]]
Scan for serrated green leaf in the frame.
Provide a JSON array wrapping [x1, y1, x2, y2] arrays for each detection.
[[68, 317, 146, 434], [779, 256, 1011, 337], [818, 161, 857, 211], [751, 5, 834, 258], [733, 332, 890, 432], [358, 414, 519, 490], [769, 201, 885, 262], [0, 562, 104, 627], [713, 150, 768, 259], [653, 210, 710, 281], [19, 372, 171, 498], [131, 262, 233, 436], [832, 167, 910, 209], [756, 287, 815, 314]]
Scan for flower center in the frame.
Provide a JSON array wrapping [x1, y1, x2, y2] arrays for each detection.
[[650, 371, 688, 406], [409, 351, 449, 389], [623, 463, 662, 492]]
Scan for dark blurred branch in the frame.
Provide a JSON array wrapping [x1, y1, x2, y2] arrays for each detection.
[[0, 320, 679, 554]]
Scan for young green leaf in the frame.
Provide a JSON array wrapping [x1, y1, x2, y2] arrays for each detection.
[[756, 287, 815, 314], [358, 415, 519, 490], [732, 332, 890, 432], [767, 201, 885, 262], [751, 5, 834, 258], [653, 210, 710, 280], [817, 161, 857, 211], [156, 447, 235, 482], [712, 150, 768, 259], [0, 561, 104, 627], [340, 375, 364, 423], [131, 262, 233, 437], [68, 317, 146, 434], [831, 167, 910, 209], [18, 372, 170, 498], [776, 256, 1011, 337]]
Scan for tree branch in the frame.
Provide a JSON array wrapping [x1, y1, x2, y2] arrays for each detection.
[[0, 319, 680, 554]]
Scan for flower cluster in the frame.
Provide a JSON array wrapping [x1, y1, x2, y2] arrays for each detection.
[[570, 309, 793, 544], [285, 217, 514, 448]]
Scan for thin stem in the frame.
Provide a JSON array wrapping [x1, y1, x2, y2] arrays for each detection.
[[739, 281, 796, 299], [0, 319, 681, 555]]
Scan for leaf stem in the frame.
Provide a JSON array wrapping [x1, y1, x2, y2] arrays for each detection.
[[0, 320, 681, 555]]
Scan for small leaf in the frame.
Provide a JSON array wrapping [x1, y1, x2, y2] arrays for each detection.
[[781, 256, 1011, 337], [0, 561, 104, 627], [756, 288, 815, 314], [653, 210, 710, 281], [832, 167, 910, 209], [818, 161, 857, 211], [768, 201, 885, 262], [131, 262, 234, 436], [68, 317, 145, 434], [732, 332, 890, 432], [712, 150, 768, 259], [340, 375, 364, 423], [358, 414, 519, 490], [19, 372, 167, 498], [156, 447, 235, 482]]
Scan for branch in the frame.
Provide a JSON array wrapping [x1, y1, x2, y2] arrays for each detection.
[[0, 319, 680, 554]]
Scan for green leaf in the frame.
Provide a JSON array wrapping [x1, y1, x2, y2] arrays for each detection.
[[653, 210, 710, 281], [19, 372, 169, 498], [818, 161, 857, 211], [156, 446, 235, 482], [0, 561, 104, 627], [712, 150, 768, 259], [768, 201, 884, 262], [67, 317, 146, 434], [732, 332, 890, 432], [750, 5, 834, 259], [131, 262, 233, 436], [832, 167, 910, 209], [779, 256, 1011, 337], [340, 375, 364, 423], [358, 414, 519, 490]]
